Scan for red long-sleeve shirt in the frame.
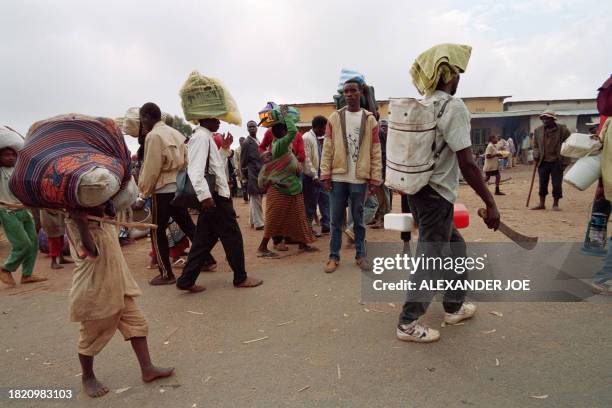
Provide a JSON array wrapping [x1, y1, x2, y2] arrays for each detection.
[[258, 128, 305, 163]]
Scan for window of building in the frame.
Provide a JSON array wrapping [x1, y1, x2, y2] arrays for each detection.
[[471, 128, 491, 147]]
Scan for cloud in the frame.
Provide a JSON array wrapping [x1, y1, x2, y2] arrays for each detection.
[[1, 0, 610, 141]]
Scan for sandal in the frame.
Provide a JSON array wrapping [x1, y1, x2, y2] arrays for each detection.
[[257, 251, 279, 258]]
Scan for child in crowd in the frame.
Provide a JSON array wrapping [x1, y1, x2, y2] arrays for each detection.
[[0, 146, 46, 287], [66, 204, 173, 398], [40, 209, 72, 269], [483, 135, 506, 196]]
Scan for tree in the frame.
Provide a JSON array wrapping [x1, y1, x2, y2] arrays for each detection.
[[172, 115, 195, 138]]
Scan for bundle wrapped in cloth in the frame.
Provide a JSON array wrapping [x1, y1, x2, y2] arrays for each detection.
[[258, 102, 300, 128], [10, 113, 133, 210], [410, 43, 472, 96], [121, 107, 174, 138], [0, 125, 25, 152], [180, 71, 241, 126]]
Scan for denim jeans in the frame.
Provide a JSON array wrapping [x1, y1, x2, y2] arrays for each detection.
[[318, 190, 330, 232], [347, 194, 378, 230], [329, 182, 367, 261], [594, 238, 612, 284]]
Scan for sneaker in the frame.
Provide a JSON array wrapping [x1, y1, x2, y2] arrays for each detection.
[[324, 259, 339, 273], [444, 302, 477, 325], [590, 280, 612, 296], [396, 322, 440, 343]]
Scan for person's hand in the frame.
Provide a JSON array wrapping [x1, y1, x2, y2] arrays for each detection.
[[222, 132, 233, 150], [201, 197, 215, 211], [368, 183, 378, 195], [483, 205, 500, 231], [322, 179, 332, 192]]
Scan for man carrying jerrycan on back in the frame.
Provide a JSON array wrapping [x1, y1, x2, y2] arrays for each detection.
[[385, 44, 500, 343]]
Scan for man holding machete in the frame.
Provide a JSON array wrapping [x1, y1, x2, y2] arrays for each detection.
[[396, 44, 500, 343]]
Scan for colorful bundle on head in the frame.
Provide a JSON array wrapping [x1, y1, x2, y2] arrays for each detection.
[[258, 103, 300, 128], [9, 114, 132, 209]]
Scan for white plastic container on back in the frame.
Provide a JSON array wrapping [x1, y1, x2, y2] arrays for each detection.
[[564, 154, 601, 191], [384, 97, 450, 194]]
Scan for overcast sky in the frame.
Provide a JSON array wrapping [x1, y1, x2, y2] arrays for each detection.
[[2, 0, 610, 145]]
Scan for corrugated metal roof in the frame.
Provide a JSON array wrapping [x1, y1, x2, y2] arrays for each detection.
[[472, 109, 598, 119]]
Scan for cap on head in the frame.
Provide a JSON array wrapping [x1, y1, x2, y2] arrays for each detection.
[[539, 110, 557, 121]]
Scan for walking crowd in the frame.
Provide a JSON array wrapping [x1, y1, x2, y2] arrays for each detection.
[[0, 43, 610, 399]]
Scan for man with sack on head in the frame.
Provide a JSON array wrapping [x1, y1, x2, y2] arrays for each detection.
[[395, 44, 500, 343], [176, 117, 263, 292]]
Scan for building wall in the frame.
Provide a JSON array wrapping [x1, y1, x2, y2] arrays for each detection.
[[506, 99, 596, 112], [463, 97, 506, 113]]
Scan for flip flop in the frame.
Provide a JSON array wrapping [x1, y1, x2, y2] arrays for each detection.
[[257, 251, 279, 258]]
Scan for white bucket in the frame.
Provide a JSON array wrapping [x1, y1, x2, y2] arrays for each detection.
[[564, 154, 601, 191]]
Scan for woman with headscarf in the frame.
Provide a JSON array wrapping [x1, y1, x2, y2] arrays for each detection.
[[256, 109, 317, 257]]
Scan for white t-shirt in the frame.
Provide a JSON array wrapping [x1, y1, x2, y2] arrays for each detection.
[[426, 91, 473, 203], [332, 110, 366, 185]]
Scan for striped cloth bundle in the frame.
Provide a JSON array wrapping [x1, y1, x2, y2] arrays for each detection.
[[10, 114, 131, 209]]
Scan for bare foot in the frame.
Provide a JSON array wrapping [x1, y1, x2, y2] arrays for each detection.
[[235, 277, 263, 288], [82, 376, 109, 398], [142, 366, 175, 383], [51, 263, 64, 270], [20, 275, 48, 284], [60, 257, 74, 264], [0, 270, 16, 287], [188, 284, 206, 293], [530, 205, 545, 210], [552, 206, 562, 211]]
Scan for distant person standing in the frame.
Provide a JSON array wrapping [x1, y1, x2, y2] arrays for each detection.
[[483, 135, 505, 196], [531, 111, 571, 211], [235, 137, 249, 203], [302, 116, 327, 237], [240, 121, 264, 230]]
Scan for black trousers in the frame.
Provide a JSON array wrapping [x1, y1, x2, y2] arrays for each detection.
[[538, 160, 563, 199], [177, 193, 247, 288], [151, 193, 197, 279], [400, 193, 411, 243], [399, 186, 467, 325]]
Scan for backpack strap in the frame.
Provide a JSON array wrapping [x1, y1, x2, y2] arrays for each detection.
[[433, 97, 453, 157]]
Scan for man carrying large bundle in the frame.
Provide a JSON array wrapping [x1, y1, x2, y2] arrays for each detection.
[[136, 102, 197, 286], [176, 71, 262, 291], [394, 44, 500, 343]]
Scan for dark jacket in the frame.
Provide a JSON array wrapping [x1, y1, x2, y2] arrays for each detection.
[[533, 123, 571, 167], [240, 136, 263, 194]]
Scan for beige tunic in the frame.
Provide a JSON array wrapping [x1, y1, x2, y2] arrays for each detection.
[[66, 219, 141, 322]]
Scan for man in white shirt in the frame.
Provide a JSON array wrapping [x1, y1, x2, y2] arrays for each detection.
[[176, 118, 263, 292], [302, 116, 328, 237], [396, 44, 500, 343]]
